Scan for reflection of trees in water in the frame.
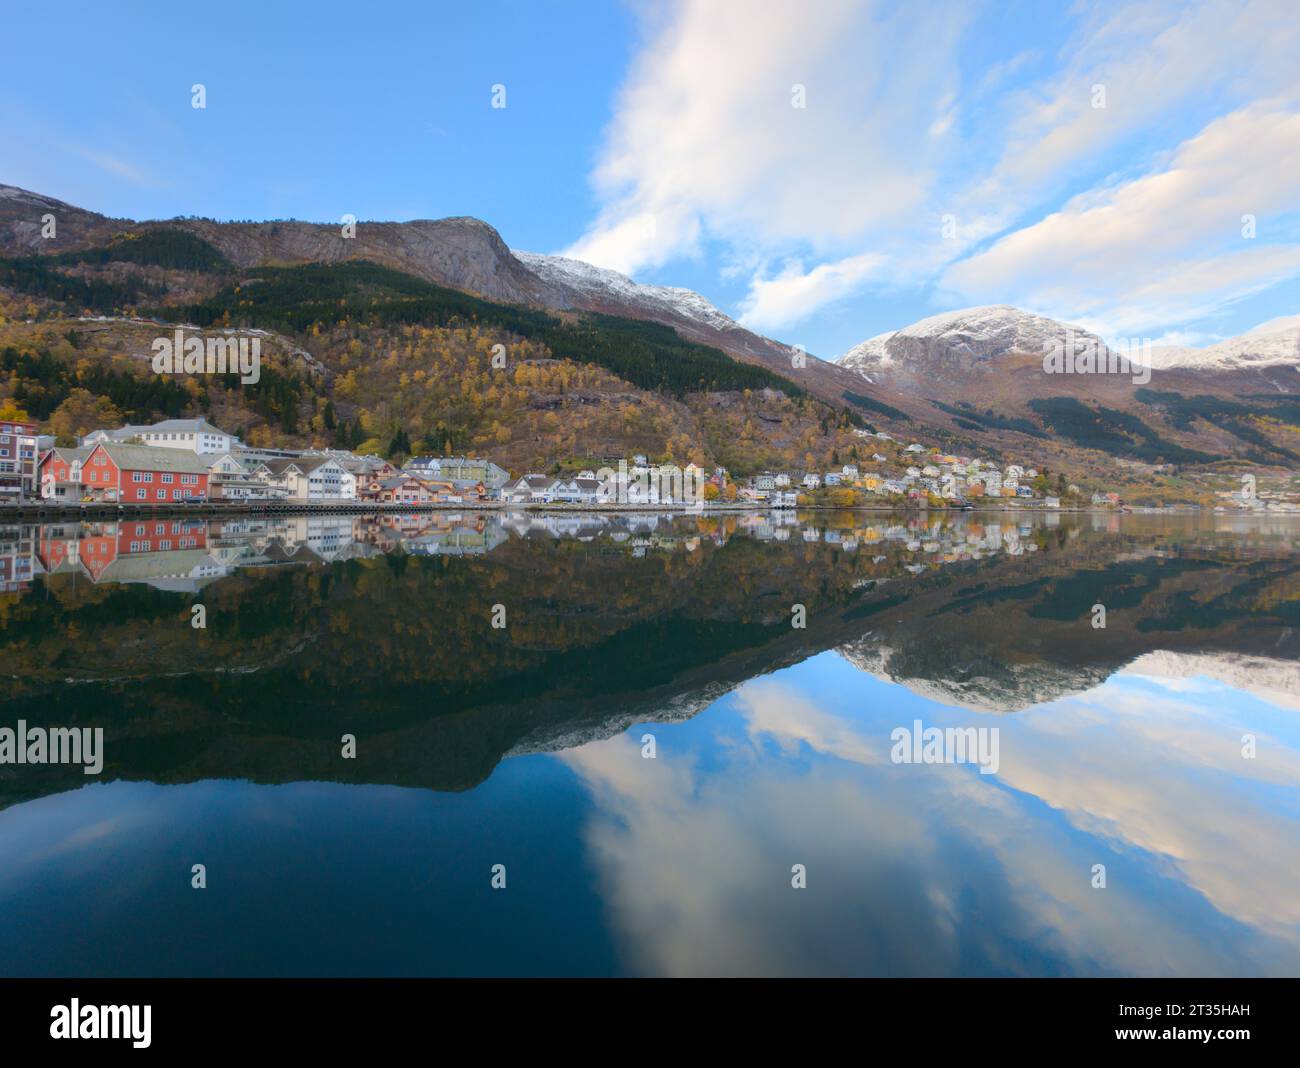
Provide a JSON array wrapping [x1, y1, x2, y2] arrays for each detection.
[[0, 513, 1295, 804]]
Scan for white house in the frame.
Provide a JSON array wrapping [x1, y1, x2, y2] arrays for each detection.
[[624, 478, 661, 504], [551, 476, 602, 503], [208, 453, 286, 501], [502, 475, 556, 503], [802, 473, 821, 489], [255, 457, 356, 501], [83, 418, 240, 456]]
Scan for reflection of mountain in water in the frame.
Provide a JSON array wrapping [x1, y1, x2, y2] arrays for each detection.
[[838, 541, 1300, 711], [838, 638, 1112, 712], [0, 511, 1296, 807], [1124, 651, 1300, 711]]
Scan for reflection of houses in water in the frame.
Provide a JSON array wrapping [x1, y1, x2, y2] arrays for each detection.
[[3, 509, 1146, 601], [0, 524, 38, 593], [499, 511, 613, 541], [265, 516, 358, 562], [403, 514, 509, 557], [86, 548, 232, 592], [30, 518, 231, 592]]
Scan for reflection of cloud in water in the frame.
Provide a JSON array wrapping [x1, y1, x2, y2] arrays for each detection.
[[999, 677, 1300, 934], [562, 669, 1300, 976]]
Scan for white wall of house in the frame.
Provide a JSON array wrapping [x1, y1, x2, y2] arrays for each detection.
[[135, 430, 233, 455]]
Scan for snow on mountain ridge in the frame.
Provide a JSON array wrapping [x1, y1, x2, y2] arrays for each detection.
[[1148, 323, 1300, 370], [837, 305, 1106, 376], [514, 250, 739, 332], [838, 304, 1300, 375]]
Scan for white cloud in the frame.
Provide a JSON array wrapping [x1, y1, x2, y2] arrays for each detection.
[[941, 102, 1300, 335], [565, 0, 967, 280], [74, 147, 154, 187], [737, 252, 885, 331], [566, 0, 1300, 341], [1246, 312, 1300, 336]]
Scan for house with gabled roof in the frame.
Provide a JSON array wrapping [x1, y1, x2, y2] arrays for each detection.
[[253, 456, 356, 501], [501, 474, 557, 503], [80, 443, 212, 503], [37, 446, 92, 501], [82, 418, 241, 455]]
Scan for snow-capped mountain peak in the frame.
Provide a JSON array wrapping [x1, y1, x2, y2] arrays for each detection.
[[839, 304, 1300, 376], [837, 305, 1105, 376], [513, 250, 739, 333], [1145, 320, 1300, 370]]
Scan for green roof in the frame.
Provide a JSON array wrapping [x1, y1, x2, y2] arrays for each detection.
[[93, 444, 214, 474]]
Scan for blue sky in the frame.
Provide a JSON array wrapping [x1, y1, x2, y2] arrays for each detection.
[[3, 0, 1298, 358]]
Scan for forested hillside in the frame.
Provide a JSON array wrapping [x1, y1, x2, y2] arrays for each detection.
[[0, 230, 873, 474]]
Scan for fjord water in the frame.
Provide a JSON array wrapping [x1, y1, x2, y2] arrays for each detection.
[[0, 511, 1297, 977]]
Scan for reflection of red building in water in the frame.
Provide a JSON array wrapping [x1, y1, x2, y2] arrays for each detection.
[[37, 520, 210, 582]]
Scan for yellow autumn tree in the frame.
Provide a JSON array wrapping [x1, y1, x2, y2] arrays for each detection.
[[0, 399, 33, 423], [48, 390, 121, 444]]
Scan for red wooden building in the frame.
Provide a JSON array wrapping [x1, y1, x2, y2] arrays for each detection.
[[80, 443, 211, 503]]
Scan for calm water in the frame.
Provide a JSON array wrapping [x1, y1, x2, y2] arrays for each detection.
[[1, 509, 1297, 976]]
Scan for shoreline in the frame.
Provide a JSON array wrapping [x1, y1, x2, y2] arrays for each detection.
[[0, 499, 1269, 520]]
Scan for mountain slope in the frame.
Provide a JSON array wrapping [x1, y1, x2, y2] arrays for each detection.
[[0, 184, 898, 422], [1150, 317, 1300, 372], [513, 249, 886, 411], [840, 305, 1110, 381], [836, 304, 1300, 475], [514, 251, 737, 332]]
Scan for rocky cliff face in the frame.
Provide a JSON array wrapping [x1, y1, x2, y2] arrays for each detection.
[[174, 216, 560, 306], [0, 184, 129, 253], [514, 251, 740, 331]]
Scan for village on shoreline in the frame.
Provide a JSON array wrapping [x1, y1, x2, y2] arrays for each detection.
[[2, 414, 1292, 517]]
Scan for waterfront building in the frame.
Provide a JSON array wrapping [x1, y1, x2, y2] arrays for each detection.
[[80, 443, 212, 503], [82, 418, 240, 456]]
